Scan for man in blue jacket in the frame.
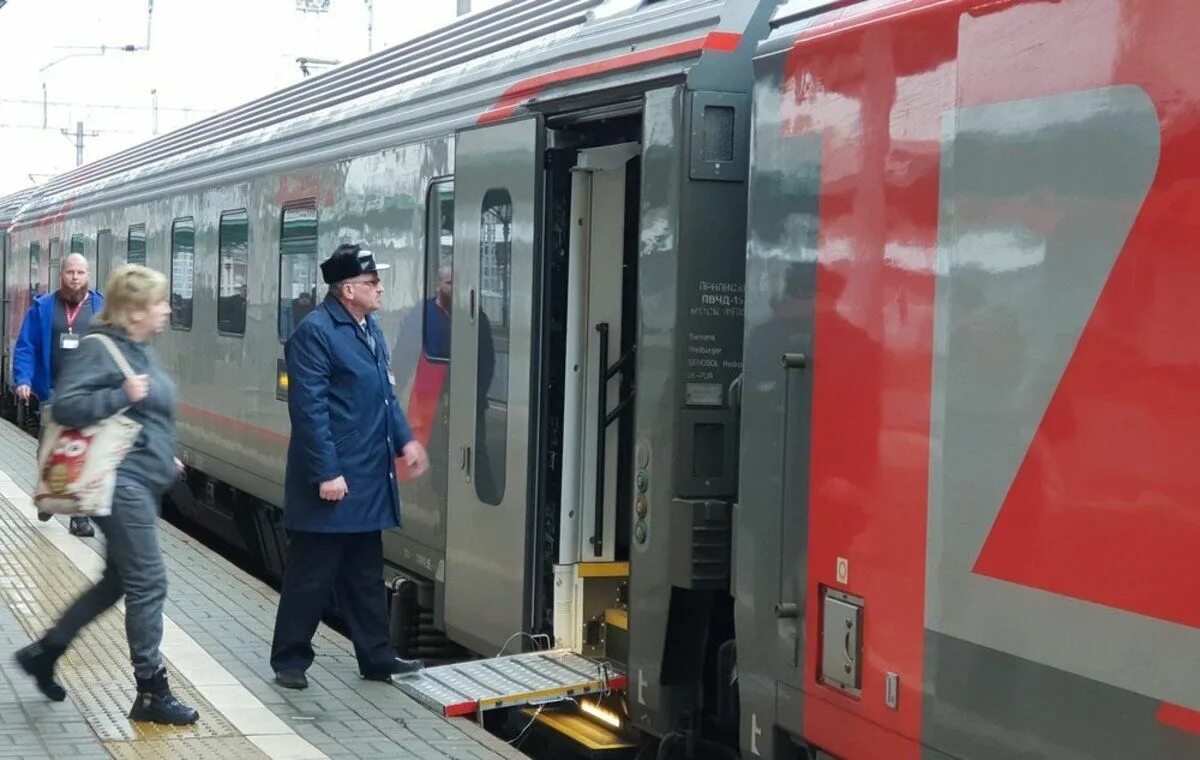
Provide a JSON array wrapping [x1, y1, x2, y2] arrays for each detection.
[[271, 243, 429, 690], [13, 253, 103, 537]]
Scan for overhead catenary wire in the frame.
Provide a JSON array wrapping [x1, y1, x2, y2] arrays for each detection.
[[0, 98, 218, 114]]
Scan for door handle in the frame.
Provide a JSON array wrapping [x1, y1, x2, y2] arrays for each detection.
[[775, 602, 799, 619], [461, 444, 472, 481], [469, 288, 476, 325], [781, 352, 807, 370]]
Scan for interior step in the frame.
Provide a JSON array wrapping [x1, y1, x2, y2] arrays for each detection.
[[516, 706, 638, 758], [396, 649, 627, 717]]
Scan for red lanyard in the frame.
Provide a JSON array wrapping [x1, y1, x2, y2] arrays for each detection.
[[64, 295, 87, 335]]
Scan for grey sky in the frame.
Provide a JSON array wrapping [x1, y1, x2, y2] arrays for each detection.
[[0, 0, 506, 195]]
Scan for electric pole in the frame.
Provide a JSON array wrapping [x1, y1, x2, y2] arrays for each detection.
[[61, 121, 99, 166], [365, 0, 374, 52]]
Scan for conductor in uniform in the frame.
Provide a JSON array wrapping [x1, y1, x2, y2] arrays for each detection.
[[271, 243, 429, 690]]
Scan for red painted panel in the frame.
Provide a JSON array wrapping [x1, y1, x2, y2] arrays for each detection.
[[970, 0, 1200, 631], [780, 3, 960, 756], [779, 0, 1200, 754], [1158, 703, 1200, 737]]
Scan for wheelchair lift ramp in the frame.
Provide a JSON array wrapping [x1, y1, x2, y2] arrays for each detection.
[[396, 649, 627, 717]]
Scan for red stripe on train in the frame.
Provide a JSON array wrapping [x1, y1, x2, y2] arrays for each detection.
[[478, 31, 742, 125]]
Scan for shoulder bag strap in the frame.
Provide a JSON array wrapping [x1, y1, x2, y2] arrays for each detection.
[[83, 334, 136, 381]]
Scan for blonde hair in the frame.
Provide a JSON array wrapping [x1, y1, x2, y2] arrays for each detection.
[[94, 265, 168, 331]]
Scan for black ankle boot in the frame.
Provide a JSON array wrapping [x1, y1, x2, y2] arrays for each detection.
[[128, 668, 199, 725], [15, 639, 67, 702]]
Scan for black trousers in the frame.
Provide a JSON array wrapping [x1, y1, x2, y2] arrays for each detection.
[[270, 530, 395, 675]]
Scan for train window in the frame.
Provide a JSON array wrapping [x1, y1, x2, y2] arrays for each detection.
[[48, 238, 61, 291], [127, 224, 146, 266], [217, 210, 249, 336], [28, 242, 41, 294], [96, 229, 113, 287], [475, 188, 511, 507], [69, 233, 95, 278], [278, 202, 318, 341], [170, 217, 195, 330], [424, 180, 454, 362]]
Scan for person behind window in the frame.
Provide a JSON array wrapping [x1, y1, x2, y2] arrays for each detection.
[[15, 264, 200, 726], [13, 253, 104, 537]]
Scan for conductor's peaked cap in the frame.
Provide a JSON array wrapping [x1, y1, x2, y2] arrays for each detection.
[[320, 243, 390, 284]]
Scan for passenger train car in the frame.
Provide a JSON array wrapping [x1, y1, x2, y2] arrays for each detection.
[[3, 0, 1199, 758]]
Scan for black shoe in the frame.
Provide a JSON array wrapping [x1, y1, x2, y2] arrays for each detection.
[[362, 656, 424, 681], [15, 640, 67, 702], [274, 669, 308, 690], [128, 691, 200, 725], [128, 668, 199, 725], [69, 517, 94, 537], [37, 512, 52, 523]]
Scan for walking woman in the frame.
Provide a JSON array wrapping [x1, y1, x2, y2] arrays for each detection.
[[14, 264, 199, 725]]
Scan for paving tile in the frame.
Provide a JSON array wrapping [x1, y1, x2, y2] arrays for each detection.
[[0, 420, 523, 758]]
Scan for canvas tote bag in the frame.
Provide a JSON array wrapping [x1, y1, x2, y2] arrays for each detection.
[[34, 334, 143, 517]]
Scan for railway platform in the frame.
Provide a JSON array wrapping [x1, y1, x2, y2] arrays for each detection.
[[0, 418, 527, 760]]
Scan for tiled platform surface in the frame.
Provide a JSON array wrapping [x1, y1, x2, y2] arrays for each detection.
[[0, 418, 527, 760]]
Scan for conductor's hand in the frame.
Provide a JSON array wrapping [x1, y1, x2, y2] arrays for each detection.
[[320, 476, 349, 502], [400, 441, 429, 478], [15, 385, 32, 403], [123, 374, 150, 403]]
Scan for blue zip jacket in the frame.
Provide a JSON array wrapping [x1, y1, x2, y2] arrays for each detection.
[[283, 295, 414, 533], [12, 290, 105, 401]]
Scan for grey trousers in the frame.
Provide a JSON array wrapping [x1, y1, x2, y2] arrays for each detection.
[[45, 480, 167, 680]]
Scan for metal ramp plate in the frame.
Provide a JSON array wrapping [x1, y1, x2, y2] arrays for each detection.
[[396, 649, 627, 717]]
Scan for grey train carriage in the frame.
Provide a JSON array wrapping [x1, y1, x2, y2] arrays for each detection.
[[3, 0, 782, 757]]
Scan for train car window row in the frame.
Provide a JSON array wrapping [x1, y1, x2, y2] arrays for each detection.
[[170, 217, 195, 330], [424, 180, 454, 363], [127, 224, 147, 266], [475, 187, 512, 507], [218, 209, 249, 336], [278, 201, 319, 342]]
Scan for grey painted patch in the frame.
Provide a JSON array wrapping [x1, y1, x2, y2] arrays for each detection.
[[928, 86, 1200, 710], [924, 631, 1200, 759], [732, 47, 822, 758]]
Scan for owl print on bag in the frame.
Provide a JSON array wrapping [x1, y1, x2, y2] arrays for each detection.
[[44, 430, 95, 495]]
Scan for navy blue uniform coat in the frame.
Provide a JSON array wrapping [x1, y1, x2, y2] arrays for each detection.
[[283, 295, 413, 533]]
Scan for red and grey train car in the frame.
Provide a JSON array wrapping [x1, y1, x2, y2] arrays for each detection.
[[738, 0, 1200, 758], [2, 0, 1199, 757]]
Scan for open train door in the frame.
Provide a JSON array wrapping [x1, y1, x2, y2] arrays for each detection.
[[444, 117, 543, 654]]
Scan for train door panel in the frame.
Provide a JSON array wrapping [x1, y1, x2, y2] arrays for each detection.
[[444, 117, 542, 654]]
